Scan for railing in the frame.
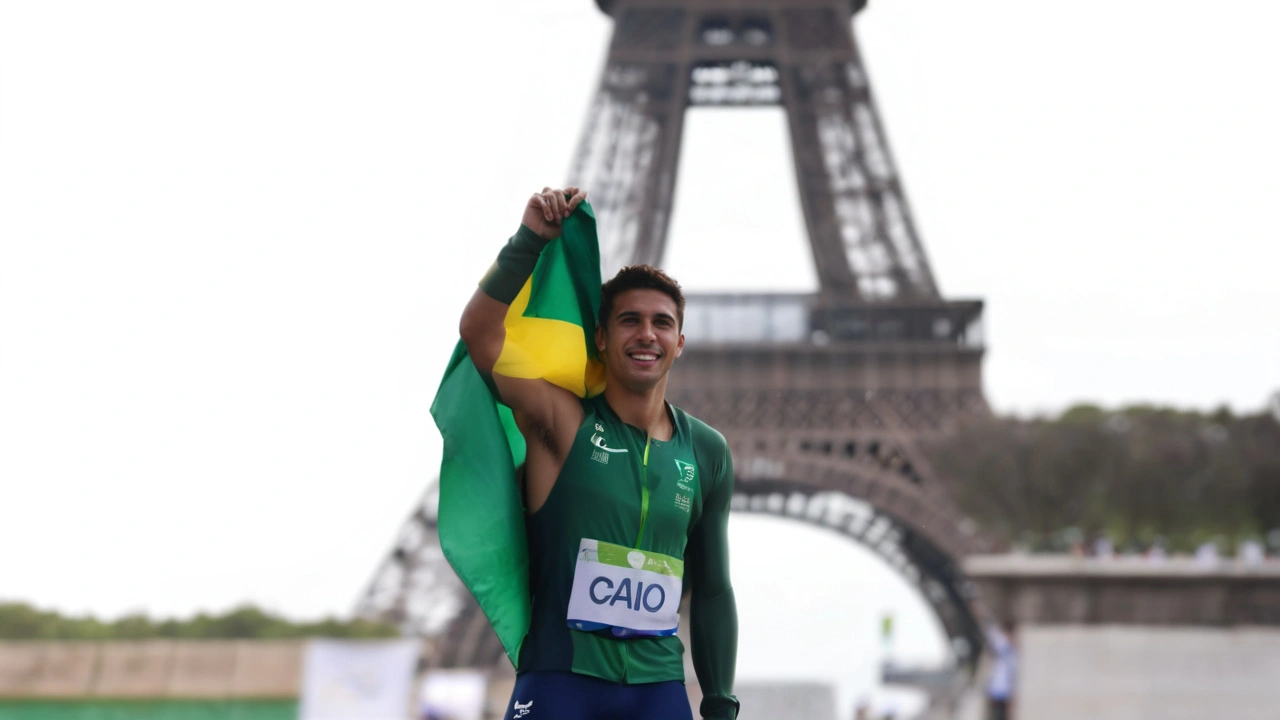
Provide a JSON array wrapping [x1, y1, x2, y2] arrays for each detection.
[[681, 293, 985, 349]]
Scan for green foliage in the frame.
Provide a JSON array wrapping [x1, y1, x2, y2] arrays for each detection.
[[0, 700, 297, 720], [925, 405, 1280, 552], [0, 603, 399, 641]]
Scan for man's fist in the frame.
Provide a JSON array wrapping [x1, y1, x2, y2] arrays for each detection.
[[522, 186, 587, 240]]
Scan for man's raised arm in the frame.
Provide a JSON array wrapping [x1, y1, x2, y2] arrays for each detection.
[[459, 186, 587, 376]]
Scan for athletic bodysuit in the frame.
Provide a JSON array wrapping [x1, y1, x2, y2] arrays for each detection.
[[511, 394, 738, 719]]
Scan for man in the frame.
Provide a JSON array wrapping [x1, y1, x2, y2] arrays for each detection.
[[459, 187, 739, 720], [985, 620, 1017, 720]]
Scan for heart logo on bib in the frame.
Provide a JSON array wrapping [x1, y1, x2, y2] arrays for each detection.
[[627, 551, 645, 569]]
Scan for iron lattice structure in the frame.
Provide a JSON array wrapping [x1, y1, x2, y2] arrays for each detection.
[[358, 0, 993, 671], [577, 0, 935, 300]]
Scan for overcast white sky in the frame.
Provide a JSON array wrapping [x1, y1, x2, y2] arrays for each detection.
[[1, 0, 1278, 712]]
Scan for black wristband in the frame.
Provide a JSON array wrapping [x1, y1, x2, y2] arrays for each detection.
[[478, 224, 552, 304]]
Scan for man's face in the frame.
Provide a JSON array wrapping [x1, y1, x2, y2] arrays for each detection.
[[595, 288, 684, 392]]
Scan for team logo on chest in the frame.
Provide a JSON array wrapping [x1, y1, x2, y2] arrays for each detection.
[[590, 422, 628, 465], [673, 459, 696, 513]]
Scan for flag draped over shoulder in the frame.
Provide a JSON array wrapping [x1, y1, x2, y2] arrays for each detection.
[[430, 203, 606, 667]]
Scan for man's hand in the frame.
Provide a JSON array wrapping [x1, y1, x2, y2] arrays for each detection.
[[522, 186, 587, 240]]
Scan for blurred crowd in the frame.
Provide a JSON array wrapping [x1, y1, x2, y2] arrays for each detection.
[[1056, 528, 1280, 564]]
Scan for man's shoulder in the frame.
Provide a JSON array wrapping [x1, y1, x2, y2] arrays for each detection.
[[670, 403, 729, 457], [670, 402, 734, 507], [580, 394, 610, 422]]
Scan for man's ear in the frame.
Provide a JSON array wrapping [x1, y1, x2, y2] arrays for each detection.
[[594, 324, 606, 355], [675, 332, 684, 359]]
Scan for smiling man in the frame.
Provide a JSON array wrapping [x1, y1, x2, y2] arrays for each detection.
[[459, 187, 739, 720]]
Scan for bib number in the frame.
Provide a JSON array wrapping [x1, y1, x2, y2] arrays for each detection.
[[566, 538, 683, 638]]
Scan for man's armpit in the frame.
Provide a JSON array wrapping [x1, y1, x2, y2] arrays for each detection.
[[493, 374, 583, 459], [522, 413, 559, 455]]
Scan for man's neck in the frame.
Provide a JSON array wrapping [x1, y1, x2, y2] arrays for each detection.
[[603, 380, 673, 441]]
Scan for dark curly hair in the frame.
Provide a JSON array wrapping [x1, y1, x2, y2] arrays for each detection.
[[599, 265, 685, 330]]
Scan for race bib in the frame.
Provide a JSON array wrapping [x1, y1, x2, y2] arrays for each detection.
[[566, 538, 683, 638]]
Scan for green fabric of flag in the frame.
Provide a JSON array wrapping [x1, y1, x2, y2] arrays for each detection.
[[431, 203, 604, 667]]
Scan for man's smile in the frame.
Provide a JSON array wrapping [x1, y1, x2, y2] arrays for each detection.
[[625, 347, 662, 367]]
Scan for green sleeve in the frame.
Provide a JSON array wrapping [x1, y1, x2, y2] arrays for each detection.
[[478, 224, 552, 303], [687, 428, 739, 719]]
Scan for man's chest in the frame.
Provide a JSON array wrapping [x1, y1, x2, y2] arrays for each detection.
[[561, 420, 703, 545]]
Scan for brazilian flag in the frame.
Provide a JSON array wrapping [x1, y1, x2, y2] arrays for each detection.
[[431, 203, 606, 667]]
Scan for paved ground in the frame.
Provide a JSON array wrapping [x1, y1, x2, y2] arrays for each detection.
[[1019, 626, 1280, 720]]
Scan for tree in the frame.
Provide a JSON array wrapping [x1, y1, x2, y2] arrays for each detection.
[[0, 603, 398, 640], [924, 405, 1280, 552]]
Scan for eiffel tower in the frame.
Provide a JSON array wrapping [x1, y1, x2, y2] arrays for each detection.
[[357, 0, 992, 671]]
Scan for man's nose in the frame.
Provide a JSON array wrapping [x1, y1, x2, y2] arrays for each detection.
[[637, 320, 657, 341]]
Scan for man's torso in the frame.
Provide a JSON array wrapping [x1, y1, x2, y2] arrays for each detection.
[[518, 394, 712, 683]]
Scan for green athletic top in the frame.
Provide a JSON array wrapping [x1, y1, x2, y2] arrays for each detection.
[[519, 394, 739, 719]]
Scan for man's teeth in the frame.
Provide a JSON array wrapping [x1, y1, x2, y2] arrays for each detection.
[[629, 353, 658, 361]]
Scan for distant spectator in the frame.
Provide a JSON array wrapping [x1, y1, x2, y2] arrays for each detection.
[[1092, 535, 1114, 559], [1195, 541, 1220, 566], [986, 621, 1017, 720], [1239, 539, 1265, 565], [1145, 540, 1168, 563], [1063, 527, 1085, 557]]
